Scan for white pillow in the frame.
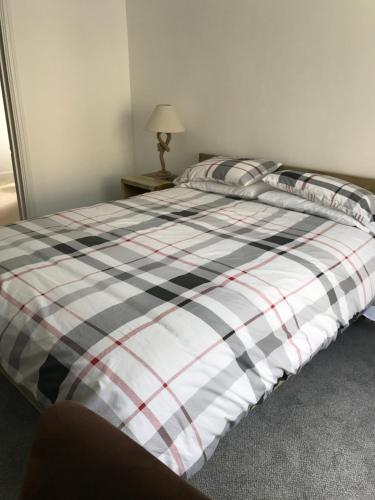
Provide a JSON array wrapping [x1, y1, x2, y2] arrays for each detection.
[[177, 180, 273, 200], [258, 190, 371, 232]]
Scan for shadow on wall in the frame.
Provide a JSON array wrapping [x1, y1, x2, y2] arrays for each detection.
[[101, 174, 123, 202], [118, 109, 135, 173], [99, 109, 135, 202]]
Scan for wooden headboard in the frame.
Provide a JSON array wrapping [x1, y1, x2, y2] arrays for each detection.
[[198, 154, 375, 193]]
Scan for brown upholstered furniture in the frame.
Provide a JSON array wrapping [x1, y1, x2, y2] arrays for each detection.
[[20, 401, 210, 500]]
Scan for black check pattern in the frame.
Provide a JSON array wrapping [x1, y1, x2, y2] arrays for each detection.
[[264, 170, 375, 226], [175, 156, 281, 186], [0, 186, 374, 477]]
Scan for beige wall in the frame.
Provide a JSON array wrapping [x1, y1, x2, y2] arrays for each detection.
[[127, 0, 375, 178], [6, 0, 134, 217], [0, 94, 12, 179]]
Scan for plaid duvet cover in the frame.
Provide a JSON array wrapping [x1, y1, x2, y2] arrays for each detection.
[[0, 187, 374, 477]]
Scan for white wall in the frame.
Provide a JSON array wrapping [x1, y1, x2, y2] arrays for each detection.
[[6, 0, 134, 217], [126, 0, 375, 178]]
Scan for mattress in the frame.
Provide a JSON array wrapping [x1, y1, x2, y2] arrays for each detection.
[[0, 187, 374, 476]]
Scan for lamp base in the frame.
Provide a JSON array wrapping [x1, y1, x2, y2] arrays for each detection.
[[149, 170, 174, 180]]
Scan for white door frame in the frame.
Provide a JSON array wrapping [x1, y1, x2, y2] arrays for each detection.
[[0, 0, 31, 220]]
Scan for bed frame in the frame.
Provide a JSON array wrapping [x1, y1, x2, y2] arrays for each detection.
[[198, 153, 375, 193]]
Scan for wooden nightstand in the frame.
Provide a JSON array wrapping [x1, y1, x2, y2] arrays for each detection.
[[121, 173, 176, 199]]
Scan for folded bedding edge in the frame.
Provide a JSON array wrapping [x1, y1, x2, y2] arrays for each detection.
[[0, 305, 371, 479], [185, 306, 371, 479]]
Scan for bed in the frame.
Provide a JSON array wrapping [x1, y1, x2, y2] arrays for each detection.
[[0, 155, 374, 477]]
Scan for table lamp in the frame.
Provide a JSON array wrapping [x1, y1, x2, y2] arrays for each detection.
[[145, 104, 185, 179]]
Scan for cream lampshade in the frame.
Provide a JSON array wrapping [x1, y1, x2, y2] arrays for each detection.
[[145, 104, 185, 179]]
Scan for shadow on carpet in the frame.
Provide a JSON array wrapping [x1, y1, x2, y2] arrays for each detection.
[[0, 317, 374, 500], [0, 375, 38, 500]]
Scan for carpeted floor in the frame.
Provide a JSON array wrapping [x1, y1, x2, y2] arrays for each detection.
[[0, 182, 19, 226], [0, 375, 37, 500], [0, 317, 374, 500]]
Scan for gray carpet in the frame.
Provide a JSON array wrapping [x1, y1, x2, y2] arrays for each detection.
[[0, 317, 374, 500], [191, 317, 375, 499], [0, 375, 37, 500]]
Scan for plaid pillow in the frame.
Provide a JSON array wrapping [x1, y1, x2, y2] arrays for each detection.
[[263, 170, 375, 226], [175, 156, 282, 187]]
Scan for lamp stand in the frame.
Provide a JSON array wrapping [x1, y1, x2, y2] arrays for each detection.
[[152, 132, 173, 180]]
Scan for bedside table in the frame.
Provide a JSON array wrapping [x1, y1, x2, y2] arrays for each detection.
[[121, 173, 176, 199]]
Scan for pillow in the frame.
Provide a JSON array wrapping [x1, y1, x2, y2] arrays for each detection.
[[176, 180, 273, 200], [258, 190, 371, 232], [175, 156, 282, 187], [263, 170, 375, 227]]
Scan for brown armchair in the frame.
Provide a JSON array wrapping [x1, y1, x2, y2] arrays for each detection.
[[20, 401, 210, 500]]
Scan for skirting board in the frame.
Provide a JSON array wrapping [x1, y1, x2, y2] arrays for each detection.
[[0, 170, 14, 184]]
